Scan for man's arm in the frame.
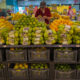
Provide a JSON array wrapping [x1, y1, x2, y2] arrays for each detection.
[[43, 8, 51, 20], [2, 12, 7, 17]]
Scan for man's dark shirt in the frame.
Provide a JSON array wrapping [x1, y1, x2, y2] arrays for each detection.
[[0, 12, 6, 17]]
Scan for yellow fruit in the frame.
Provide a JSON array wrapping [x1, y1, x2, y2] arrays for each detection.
[[19, 64, 23, 68], [14, 65, 19, 69], [51, 12, 60, 19], [0, 18, 14, 30], [49, 18, 73, 31], [16, 70, 21, 71], [24, 64, 28, 69], [11, 13, 24, 21], [10, 48, 14, 50]]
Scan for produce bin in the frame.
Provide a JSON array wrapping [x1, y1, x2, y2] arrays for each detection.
[[0, 69, 4, 80], [78, 49, 80, 62], [54, 49, 77, 62], [28, 48, 50, 61], [55, 70, 76, 80], [77, 70, 80, 79], [29, 69, 49, 80], [6, 49, 27, 61], [0, 50, 2, 61], [8, 69, 28, 80]]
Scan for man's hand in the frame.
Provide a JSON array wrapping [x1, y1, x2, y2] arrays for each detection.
[[43, 16, 51, 20], [43, 16, 47, 19], [36, 15, 41, 19]]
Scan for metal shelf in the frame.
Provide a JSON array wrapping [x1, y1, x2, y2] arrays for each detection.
[[6, 61, 50, 63], [54, 61, 77, 64], [0, 44, 80, 48]]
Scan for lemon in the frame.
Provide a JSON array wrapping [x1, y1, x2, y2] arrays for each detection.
[[19, 64, 23, 68], [14, 65, 19, 69]]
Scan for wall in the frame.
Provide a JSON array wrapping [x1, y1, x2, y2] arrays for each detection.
[[6, 0, 18, 13], [18, 0, 80, 11], [18, 0, 80, 6], [0, 0, 6, 9]]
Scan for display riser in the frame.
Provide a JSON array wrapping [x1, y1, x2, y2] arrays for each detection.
[[0, 45, 80, 80]]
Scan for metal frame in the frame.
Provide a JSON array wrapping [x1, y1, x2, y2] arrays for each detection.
[[0, 45, 80, 80]]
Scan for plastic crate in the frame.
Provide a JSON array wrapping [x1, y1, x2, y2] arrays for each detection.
[[29, 69, 49, 80], [0, 69, 5, 80], [77, 70, 80, 79], [55, 70, 76, 80], [8, 69, 28, 80], [0, 78, 4, 80], [54, 50, 77, 62], [0, 69, 4, 77], [0, 50, 2, 61], [28, 48, 50, 61], [78, 49, 80, 62], [6, 49, 27, 61]]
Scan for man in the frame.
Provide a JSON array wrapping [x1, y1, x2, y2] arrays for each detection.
[[35, 1, 51, 24], [0, 9, 6, 17], [7, 9, 11, 16], [68, 6, 73, 19]]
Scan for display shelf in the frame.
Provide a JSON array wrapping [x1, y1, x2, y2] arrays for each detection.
[[0, 44, 80, 48], [6, 61, 50, 63], [5, 61, 80, 64], [77, 62, 80, 64], [0, 44, 80, 80], [54, 61, 77, 64]]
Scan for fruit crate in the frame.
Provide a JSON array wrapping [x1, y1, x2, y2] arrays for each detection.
[[29, 69, 49, 80], [0, 50, 2, 61], [55, 70, 76, 80], [54, 49, 77, 62], [77, 70, 80, 79], [28, 48, 50, 61], [8, 69, 28, 80], [78, 49, 80, 62], [0, 68, 5, 80], [6, 49, 27, 61]]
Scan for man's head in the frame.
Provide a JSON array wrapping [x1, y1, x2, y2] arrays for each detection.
[[40, 1, 46, 9], [69, 6, 72, 10]]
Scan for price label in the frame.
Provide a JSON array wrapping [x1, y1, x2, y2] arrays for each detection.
[[59, 45, 62, 47], [76, 45, 80, 47], [3, 45, 7, 48], [65, 25, 71, 29], [77, 26, 80, 28]]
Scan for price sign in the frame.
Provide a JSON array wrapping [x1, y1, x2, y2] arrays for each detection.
[[3, 45, 7, 48], [77, 26, 80, 28], [59, 45, 62, 47], [76, 45, 80, 47]]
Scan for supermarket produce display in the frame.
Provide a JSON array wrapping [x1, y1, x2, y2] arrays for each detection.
[[0, 3, 80, 80], [0, 15, 80, 45]]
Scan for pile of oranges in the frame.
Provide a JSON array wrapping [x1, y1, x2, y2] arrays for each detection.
[[49, 18, 73, 31]]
